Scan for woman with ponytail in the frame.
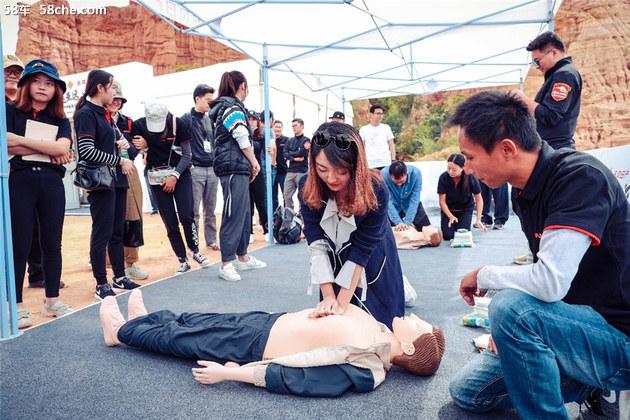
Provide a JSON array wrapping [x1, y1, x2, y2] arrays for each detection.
[[6, 59, 74, 328], [208, 70, 266, 282], [437, 153, 485, 240], [74, 69, 139, 300]]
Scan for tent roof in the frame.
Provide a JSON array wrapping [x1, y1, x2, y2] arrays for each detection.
[[136, 0, 561, 101]]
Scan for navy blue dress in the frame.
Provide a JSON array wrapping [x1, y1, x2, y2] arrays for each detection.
[[299, 177, 404, 328]]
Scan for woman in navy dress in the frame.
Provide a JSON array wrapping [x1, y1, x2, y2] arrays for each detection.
[[299, 122, 404, 328]]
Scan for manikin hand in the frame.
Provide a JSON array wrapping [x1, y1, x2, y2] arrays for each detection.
[[459, 268, 484, 306], [192, 360, 227, 385], [309, 296, 338, 318]]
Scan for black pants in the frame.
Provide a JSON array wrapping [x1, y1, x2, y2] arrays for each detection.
[[150, 170, 198, 260], [27, 217, 44, 284], [393, 201, 432, 231], [440, 209, 473, 240], [272, 169, 286, 214], [480, 183, 509, 225], [9, 167, 65, 302], [88, 187, 127, 285], [118, 310, 283, 364], [250, 168, 268, 234]]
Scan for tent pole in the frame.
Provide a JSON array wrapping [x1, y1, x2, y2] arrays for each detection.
[[547, 0, 555, 31], [262, 44, 274, 244], [0, 43, 20, 339]]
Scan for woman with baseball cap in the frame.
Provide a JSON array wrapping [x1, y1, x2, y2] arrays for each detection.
[[74, 69, 139, 301], [5, 59, 75, 328], [131, 102, 209, 274]]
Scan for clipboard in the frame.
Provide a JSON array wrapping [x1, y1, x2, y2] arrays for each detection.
[[23, 119, 58, 163]]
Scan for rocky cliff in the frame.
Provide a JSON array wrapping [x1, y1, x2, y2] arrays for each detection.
[[16, 0, 245, 76]]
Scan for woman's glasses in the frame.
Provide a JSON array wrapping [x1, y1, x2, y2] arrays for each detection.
[[312, 131, 352, 150]]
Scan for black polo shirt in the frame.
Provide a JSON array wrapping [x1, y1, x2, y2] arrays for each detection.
[[437, 172, 481, 211], [5, 101, 71, 176], [74, 101, 117, 159], [513, 142, 630, 336], [534, 57, 582, 149], [132, 115, 191, 169]]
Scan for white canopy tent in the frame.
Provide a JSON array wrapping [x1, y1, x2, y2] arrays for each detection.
[[135, 0, 562, 245], [0, 0, 562, 337]]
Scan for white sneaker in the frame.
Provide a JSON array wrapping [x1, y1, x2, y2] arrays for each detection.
[[17, 308, 33, 329], [42, 300, 74, 318], [218, 264, 241, 282], [233, 256, 267, 271], [126, 264, 149, 280]]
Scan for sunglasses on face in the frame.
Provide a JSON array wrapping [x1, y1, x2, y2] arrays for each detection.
[[312, 131, 352, 150], [532, 49, 553, 67]]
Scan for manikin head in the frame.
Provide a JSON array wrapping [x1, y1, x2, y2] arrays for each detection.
[[449, 90, 542, 189], [390, 314, 445, 376]]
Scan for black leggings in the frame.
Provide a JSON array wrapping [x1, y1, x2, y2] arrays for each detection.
[[9, 167, 65, 302], [249, 169, 268, 234], [88, 188, 127, 285], [150, 170, 198, 260], [440, 209, 473, 240]]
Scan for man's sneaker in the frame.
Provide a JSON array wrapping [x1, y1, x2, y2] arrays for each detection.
[[125, 264, 149, 280], [29, 279, 66, 289], [42, 300, 74, 318], [176, 260, 191, 274], [584, 388, 622, 419], [493, 224, 504, 230], [95, 283, 117, 300], [190, 252, 210, 268], [218, 264, 241, 282], [513, 253, 534, 265], [233, 256, 267, 271], [17, 308, 33, 329]]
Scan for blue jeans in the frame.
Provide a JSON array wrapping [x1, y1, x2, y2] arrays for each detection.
[[449, 289, 630, 419]]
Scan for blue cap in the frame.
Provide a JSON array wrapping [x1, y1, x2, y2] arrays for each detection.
[[18, 59, 66, 93]]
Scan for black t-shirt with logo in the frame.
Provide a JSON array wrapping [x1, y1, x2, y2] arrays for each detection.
[[437, 172, 481, 211], [5, 101, 71, 176], [513, 142, 630, 336]]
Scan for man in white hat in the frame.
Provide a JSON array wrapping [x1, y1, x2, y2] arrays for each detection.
[[4, 54, 24, 102]]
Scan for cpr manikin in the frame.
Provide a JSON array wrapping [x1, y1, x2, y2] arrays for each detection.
[[100, 290, 444, 397]]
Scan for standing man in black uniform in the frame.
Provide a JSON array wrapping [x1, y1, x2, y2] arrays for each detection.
[[514, 31, 582, 150]]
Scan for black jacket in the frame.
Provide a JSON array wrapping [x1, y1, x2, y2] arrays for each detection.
[[209, 96, 251, 177], [534, 57, 582, 149]]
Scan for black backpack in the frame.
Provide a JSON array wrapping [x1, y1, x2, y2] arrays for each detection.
[[273, 206, 303, 245]]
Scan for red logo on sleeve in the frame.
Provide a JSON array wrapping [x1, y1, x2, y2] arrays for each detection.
[[534, 233, 542, 239], [550, 82, 571, 101]]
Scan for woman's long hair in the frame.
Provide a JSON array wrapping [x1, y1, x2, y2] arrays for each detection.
[[15, 74, 66, 119], [447, 153, 470, 195], [211, 70, 247, 107], [301, 122, 380, 216], [73, 69, 113, 119]]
